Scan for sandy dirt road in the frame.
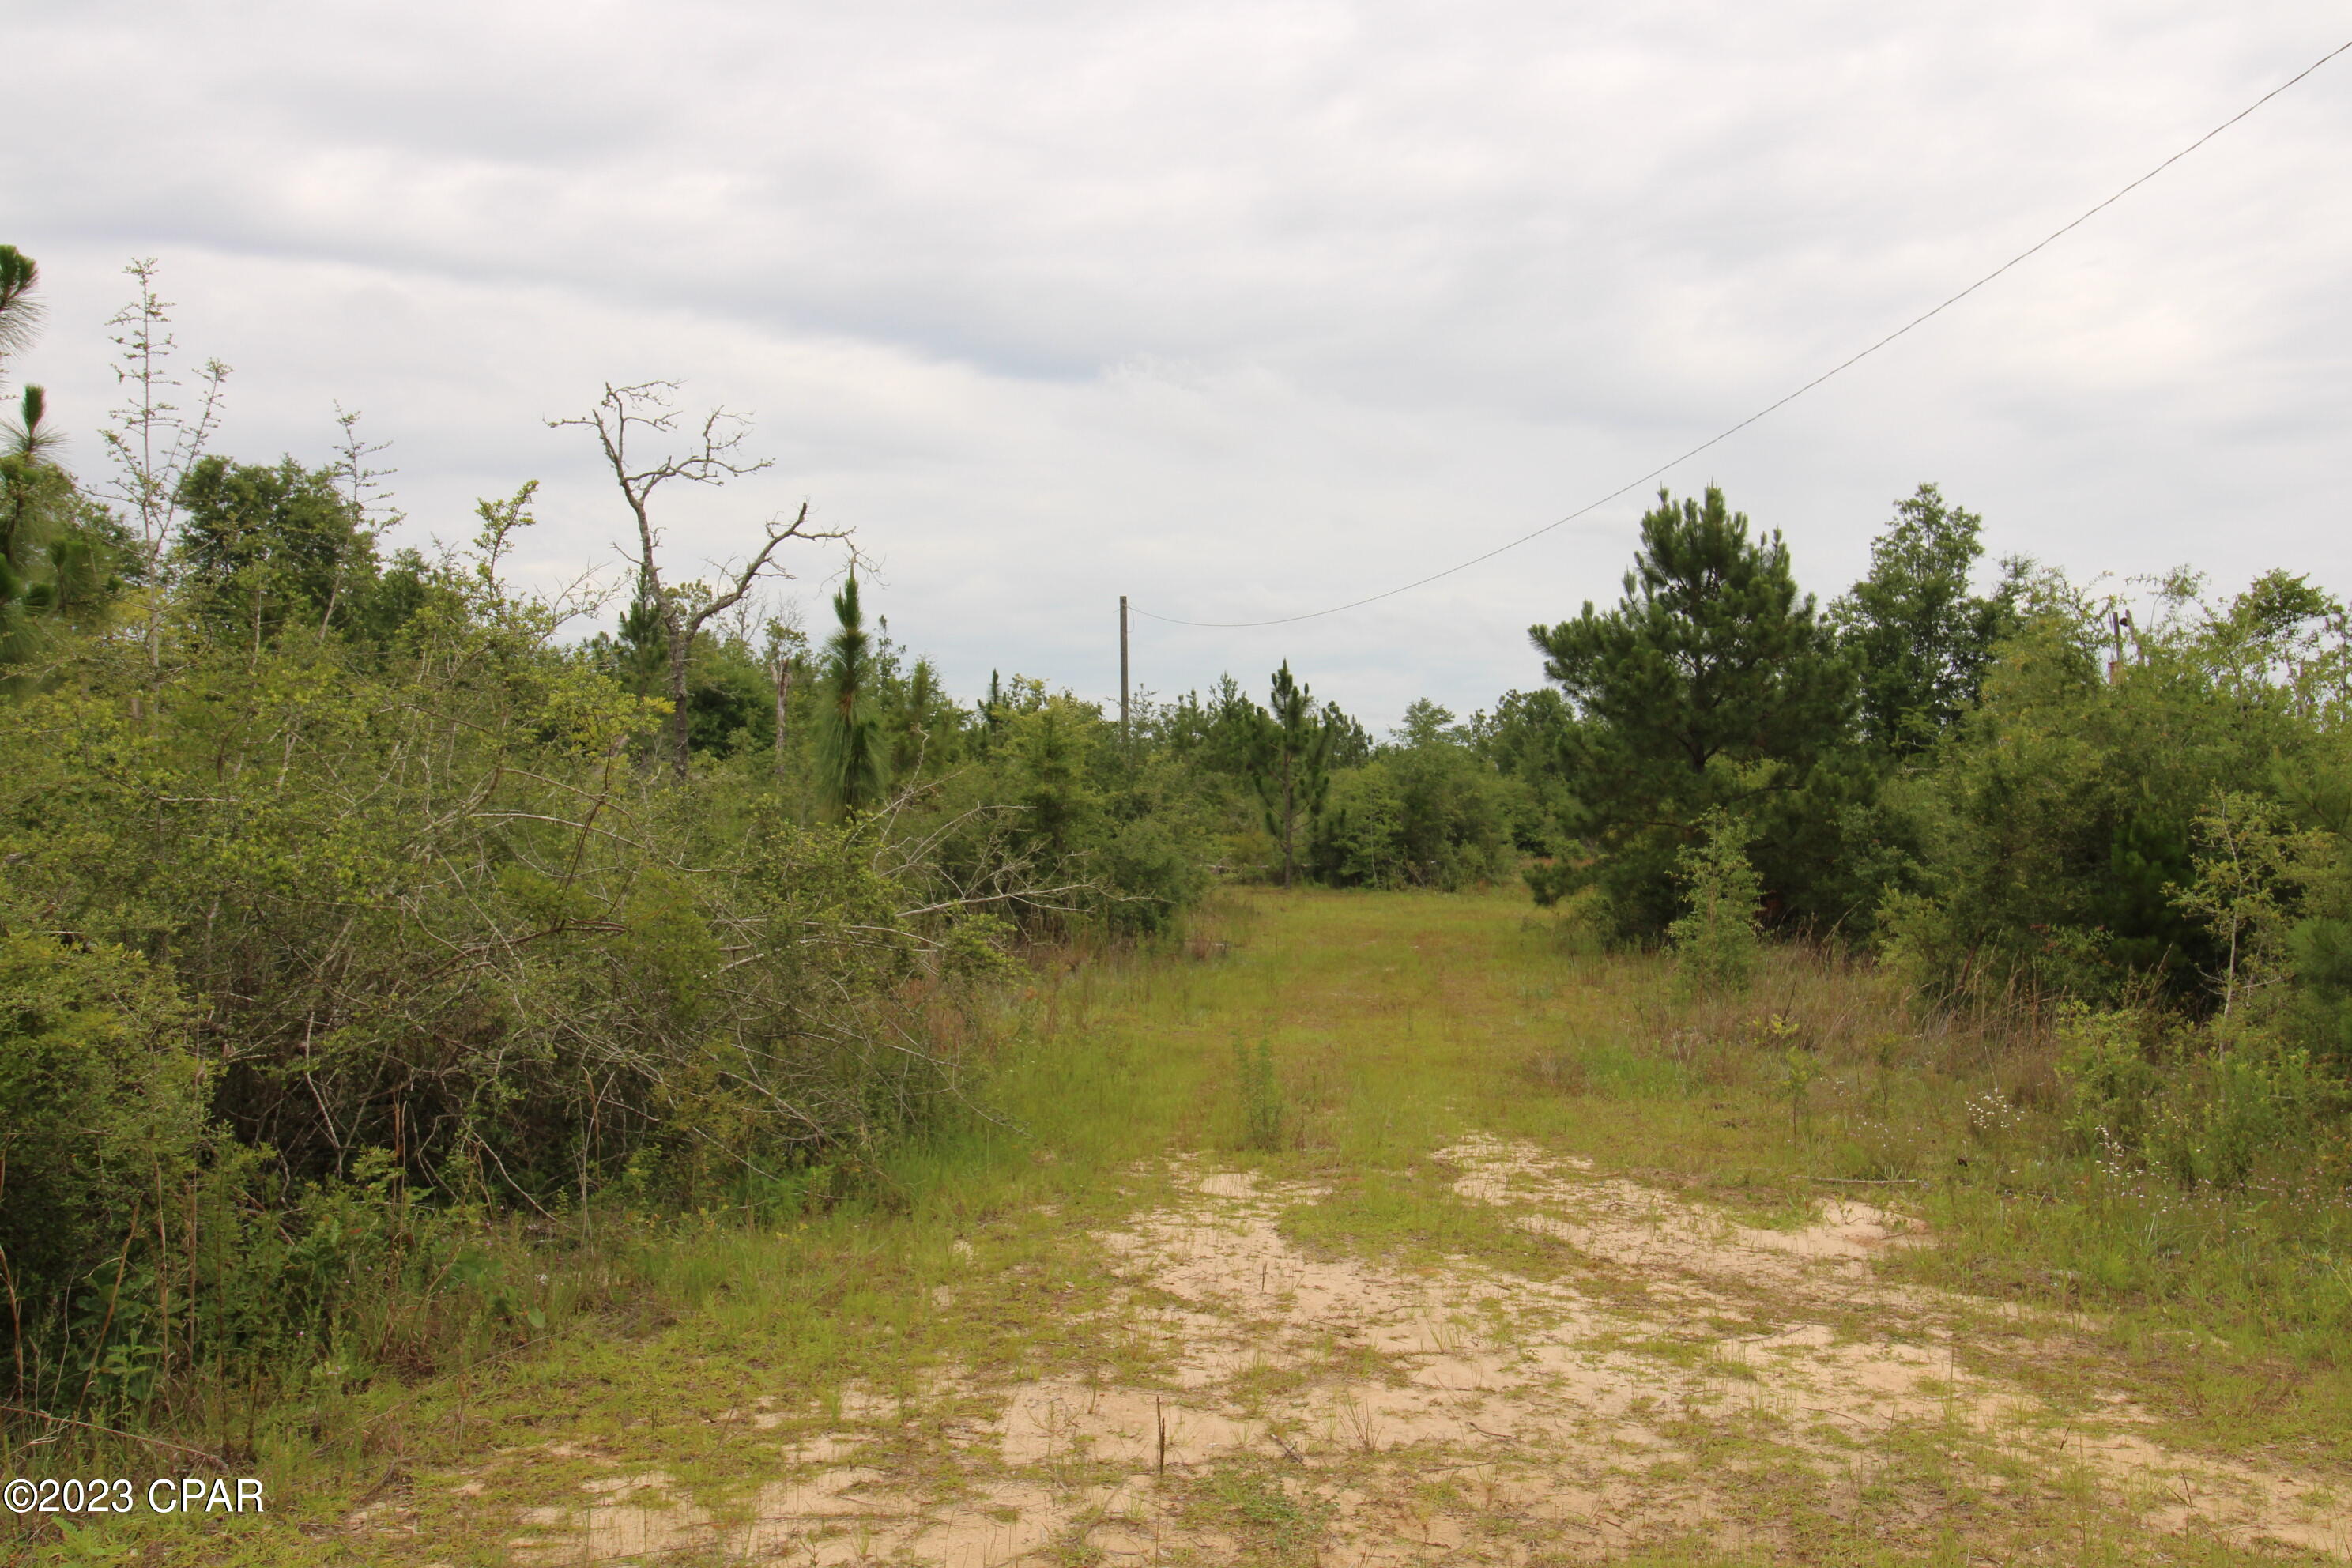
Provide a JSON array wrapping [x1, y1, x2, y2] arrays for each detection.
[[446, 1136, 2347, 1566]]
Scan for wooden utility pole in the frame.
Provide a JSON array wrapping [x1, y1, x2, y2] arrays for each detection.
[[1119, 594, 1131, 742]]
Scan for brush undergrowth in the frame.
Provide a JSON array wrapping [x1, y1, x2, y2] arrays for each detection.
[[10, 885, 2350, 1562]]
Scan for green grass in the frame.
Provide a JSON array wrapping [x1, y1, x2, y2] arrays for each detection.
[[10, 885, 2350, 1564]]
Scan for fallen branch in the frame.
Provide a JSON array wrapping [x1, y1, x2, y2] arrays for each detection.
[[1809, 1176, 1928, 1186]]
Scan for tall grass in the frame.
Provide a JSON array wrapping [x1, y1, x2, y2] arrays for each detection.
[[13, 884, 2347, 1555], [1061, 887, 2352, 1461], [1509, 921, 2352, 1457]]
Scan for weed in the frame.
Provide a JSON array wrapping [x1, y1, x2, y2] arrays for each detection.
[[1235, 1037, 1287, 1152], [1197, 1462, 1329, 1555]]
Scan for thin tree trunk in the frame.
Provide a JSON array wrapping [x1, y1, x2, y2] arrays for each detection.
[[1288, 752, 1307, 888], [772, 657, 793, 784], [667, 613, 692, 780]]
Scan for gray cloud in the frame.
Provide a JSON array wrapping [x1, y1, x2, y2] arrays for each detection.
[[4, 0, 2346, 725]]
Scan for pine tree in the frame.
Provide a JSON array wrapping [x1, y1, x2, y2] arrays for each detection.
[[1528, 486, 1853, 932], [1252, 661, 1332, 888], [813, 573, 888, 817], [889, 656, 948, 778], [2, 255, 128, 687], [0, 247, 41, 380], [0, 253, 54, 679]]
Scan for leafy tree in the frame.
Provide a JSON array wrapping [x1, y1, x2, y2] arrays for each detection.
[[1394, 698, 1459, 749], [1528, 485, 1853, 932], [1252, 661, 1332, 888], [1477, 688, 1576, 861], [173, 454, 379, 645], [813, 573, 888, 816], [683, 631, 782, 760], [920, 680, 1212, 936], [1883, 572, 2348, 1004], [2282, 788, 2352, 1070], [2166, 792, 2304, 1020], [1311, 700, 1517, 889], [1323, 705, 1374, 768], [1831, 484, 2019, 753]]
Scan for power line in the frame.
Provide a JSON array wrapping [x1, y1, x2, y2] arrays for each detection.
[[1133, 36, 2352, 631]]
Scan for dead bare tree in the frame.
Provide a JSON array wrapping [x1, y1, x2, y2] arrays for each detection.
[[98, 259, 230, 667], [763, 615, 808, 786], [553, 381, 846, 778]]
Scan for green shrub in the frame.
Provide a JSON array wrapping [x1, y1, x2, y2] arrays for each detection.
[[2055, 1004, 2165, 1158], [1668, 812, 1762, 995], [2056, 1002, 2341, 1188], [1308, 712, 1517, 890], [0, 934, 212, 1407]]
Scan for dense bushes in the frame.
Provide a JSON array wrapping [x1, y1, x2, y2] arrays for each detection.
[[0, 528, 1046, 1408], [1308, 703, 1525, 889], [0, 258, 1243, 1427], [1513, 486, 2350, 1011], [1508, 481, 2352, 1197], [0, 313, 1283, 1413], [923, 688, 1215, 936], [2051, 1006, 2342, 1187], [1883, 571, 2350, 1012], [0, 935, 213, 1408], [0, 243, 1212, 1415]]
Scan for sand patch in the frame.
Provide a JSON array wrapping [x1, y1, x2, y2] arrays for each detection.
[[473, 1140, 2347, 1564]]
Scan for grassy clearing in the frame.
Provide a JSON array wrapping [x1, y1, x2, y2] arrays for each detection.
[[1212, 891, 2352, 1472], [9, 885, 2350, 1563]]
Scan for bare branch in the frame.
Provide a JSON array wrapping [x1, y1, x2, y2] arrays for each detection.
[[680, 502, 850, 641], [552, 381, 849, 778]]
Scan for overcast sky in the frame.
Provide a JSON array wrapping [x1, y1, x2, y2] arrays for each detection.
[[7, 1, 2347, 729]]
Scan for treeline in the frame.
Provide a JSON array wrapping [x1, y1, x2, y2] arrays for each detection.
[[1199, 473, 2349, 1046], [1085, 435, 2352, 1197], [1501, 481, 2350, 1027], [3, 251, 1538, 1434], [4, 243, 2348, 1440], [1499, 481, 2351, 1198], [0, 255, 1253, 1430], [514, 440, 2352, 1198]]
